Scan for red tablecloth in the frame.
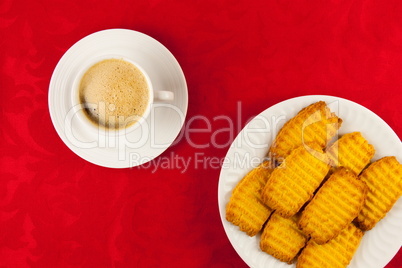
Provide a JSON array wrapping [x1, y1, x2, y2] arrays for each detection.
[[1, 0, 401, 267]]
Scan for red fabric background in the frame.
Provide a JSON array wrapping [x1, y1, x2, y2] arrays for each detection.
[[1, 0, 401, 267]]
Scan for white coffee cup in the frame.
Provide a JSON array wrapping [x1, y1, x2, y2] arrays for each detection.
[[70, 55, 174, 138]]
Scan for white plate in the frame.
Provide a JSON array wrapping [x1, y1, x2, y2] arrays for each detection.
[[218, 95, 402, 268], [49, 29, 188, 168]]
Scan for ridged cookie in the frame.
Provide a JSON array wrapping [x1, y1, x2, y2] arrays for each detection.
[[226, 161, 275, 236], [269, 101, 342, 163], [260, 213, 307, 264], [298, 168, 367, 244], [356, 156, 402, 230], [296, 223, 363, 268], [326, 132, 375, 175], [262, 142, 330, 218]]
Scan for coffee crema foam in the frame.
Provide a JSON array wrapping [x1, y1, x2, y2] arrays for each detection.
[[79, 59, 150, 129]]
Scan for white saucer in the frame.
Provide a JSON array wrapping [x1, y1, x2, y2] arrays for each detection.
[[218, 95, 402, 268], [49, 29, 188, 168]]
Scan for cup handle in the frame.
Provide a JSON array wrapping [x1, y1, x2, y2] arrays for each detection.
[[154, 90, 174, 101]]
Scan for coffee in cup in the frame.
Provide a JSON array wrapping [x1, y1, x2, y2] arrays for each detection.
[[78, 58, 151, 130]]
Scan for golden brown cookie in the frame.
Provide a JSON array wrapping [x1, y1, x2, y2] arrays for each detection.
[[269, 101, 342, 163], [226, 161, 275, 236], [296, 223, 364, 268], [260, 213, 307, 264], [356, 156, 402, 230], [262, 142, 330, 218], [298, 168, 367, 244], [326, 132, 375, 175]]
